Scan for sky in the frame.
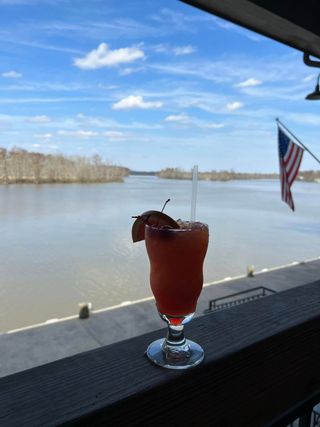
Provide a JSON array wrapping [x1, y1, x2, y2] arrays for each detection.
[[0, 0, 319, 172]]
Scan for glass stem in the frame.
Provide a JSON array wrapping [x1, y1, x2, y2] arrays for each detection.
[[166, 324, 186, 346]]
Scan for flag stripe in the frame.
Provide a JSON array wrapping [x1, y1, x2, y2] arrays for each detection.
[[286, 144, 300, 181], [285, 143, 298, 171], [282, 168, 294, 210], [281, 161, 287, 200], [288, 149, 303, 185], [284, 143, 295, 164]]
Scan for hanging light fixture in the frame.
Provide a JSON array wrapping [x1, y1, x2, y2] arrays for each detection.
[[305, 72, 320, 100]]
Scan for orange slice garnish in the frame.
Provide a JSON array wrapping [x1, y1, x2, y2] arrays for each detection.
[[132, 210, 179, 242]]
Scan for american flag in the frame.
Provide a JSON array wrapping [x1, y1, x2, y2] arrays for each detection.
[[278, 126, 304, 211]]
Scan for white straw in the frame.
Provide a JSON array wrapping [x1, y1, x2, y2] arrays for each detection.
[[190, 165, 198, 222]]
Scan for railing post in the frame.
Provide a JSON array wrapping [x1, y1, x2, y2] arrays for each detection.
[[298, 410, 312, 427]]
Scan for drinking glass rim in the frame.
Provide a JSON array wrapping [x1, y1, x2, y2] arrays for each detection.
[[145, 221, 208, 233]]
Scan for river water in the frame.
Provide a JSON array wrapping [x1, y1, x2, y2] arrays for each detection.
[[0, 175, 319, 331]]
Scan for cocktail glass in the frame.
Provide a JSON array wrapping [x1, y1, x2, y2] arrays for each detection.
[[145, 221, 209, 369]]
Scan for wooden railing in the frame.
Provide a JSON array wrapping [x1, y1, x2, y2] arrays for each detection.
[[0, 280, 320, 426]]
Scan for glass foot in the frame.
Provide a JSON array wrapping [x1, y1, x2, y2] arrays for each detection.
[[146, 338, 204, 370]]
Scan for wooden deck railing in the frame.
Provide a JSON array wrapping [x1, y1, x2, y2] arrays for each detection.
[[0, 280, 320, 427]]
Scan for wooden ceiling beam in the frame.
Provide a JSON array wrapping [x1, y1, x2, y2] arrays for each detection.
[[180, 0, 320, 60]]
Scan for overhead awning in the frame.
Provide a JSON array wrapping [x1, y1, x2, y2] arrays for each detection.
[[180, 0, 320, 61]]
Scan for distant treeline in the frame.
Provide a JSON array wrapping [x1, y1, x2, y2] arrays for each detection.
[[130, 170, 157, 176], [158, 168, 320, 183], [300, 170, 320, 182], [0, 147, 129, 184]]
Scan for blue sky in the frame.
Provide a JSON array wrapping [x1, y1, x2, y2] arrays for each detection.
[[0, 0, 319, 172]]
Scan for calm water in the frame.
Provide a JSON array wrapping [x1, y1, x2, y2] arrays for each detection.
[[0, 175, 319, 331]]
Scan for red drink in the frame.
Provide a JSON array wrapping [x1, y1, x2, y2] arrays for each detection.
[[145, 222, 209, 317]]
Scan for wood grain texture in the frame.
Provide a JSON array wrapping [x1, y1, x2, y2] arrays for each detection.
[[1, 281, 320, 427], [180, 0, 320, 59]]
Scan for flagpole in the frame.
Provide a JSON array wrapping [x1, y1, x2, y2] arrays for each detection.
[[276, 118, 320, 165]]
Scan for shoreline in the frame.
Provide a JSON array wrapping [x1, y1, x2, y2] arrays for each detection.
[[0, 174, 319, 184], [0, 177, 125, 185], [5, 255, 320, 335]]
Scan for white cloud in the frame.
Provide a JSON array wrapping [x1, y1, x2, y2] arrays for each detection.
[[287, 112, 320, 126], [150, 52, 302, 87], [165, 114, 189, 122], [104, 130, 124, 137], [112, 95, 163, 110], [119, 66, 146, 76], [27, 115, 51, 123], [0, 81, 93, 92], [103, 130, 129, 141], [205, 123, 225, 129], [214, 19, 262, 41], [0, 96, 113, 104], [58, 130, 98, 138], [34, 133, 53, 138], [74, 43, 144, 70], [152, 7, 214, 29], [0, 36, 82, 54], [303, 74, 316, 83], [76, 130, 98, 138], [236, 78, 262, 87], [165, 113, 225, 129], [32, 144, 41, 147], [2, 70, 23, 78], [153, 44, 196, 56], [0, 0, 65, 4], [173, 45, 196, 56], [153, 44, 168, 53], [72, 113, 162, 130], [226, 101, 243, 111]]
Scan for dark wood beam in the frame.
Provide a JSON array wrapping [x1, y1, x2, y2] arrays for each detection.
[[0, 281, 320, 426], [180, 0, 320, 60]]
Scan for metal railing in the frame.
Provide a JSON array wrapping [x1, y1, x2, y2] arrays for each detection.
[[288, 406, 320, 427], [205, 286, 276, 313]]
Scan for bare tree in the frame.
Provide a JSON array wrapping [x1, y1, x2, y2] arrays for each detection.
[[0, 147, 129, 184], [0, 148, 8, 184]]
